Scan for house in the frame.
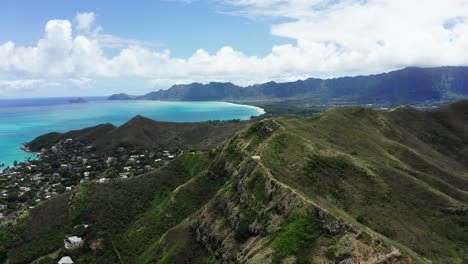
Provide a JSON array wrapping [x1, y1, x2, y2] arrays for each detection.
[[64, 236, 82, 250], [252, 155, 261, 161], [51, 146, 59, 154], [58, 256, 74, 264], [117, 147, 126, 153], [98, 178, 109, 183]]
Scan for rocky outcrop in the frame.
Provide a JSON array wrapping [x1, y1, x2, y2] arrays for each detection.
[[189, 129, 411, 264]]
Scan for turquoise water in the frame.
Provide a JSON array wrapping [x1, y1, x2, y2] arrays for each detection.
[[0, 97, 264, 167]]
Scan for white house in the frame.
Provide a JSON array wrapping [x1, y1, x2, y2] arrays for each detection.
[[98, 178, 109, 183], [58, 256, 74, 264], [64, 236, 82, 250], [19, 186, 31, 192], [252, 155, 261, 161]]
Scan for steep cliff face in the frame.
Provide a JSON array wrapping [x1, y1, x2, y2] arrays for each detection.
[[185, 118, 416, 264]]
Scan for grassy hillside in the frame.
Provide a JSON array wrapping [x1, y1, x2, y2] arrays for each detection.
[[28, 116, 251, 153], [258, 104, 468, 263], [2, 101, 467, 264]]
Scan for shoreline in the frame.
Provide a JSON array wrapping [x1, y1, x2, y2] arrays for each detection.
[[0, 100, 265, 168]]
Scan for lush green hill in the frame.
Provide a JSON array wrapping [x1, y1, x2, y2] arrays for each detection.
[[2, 101, 467, 264], [28, 116, 250, 153], [109, 67, 468, 104]]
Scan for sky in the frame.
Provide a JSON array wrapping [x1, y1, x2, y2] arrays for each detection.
[[0, 0, 468, 98]]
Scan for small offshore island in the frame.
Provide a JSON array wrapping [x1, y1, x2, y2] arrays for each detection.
[[68, 98, 88, 104]]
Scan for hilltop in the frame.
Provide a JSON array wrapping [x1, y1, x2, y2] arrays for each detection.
[[28, 116, 251, 153], [109, 67, 468, 104], [1, 101, 467, 264]]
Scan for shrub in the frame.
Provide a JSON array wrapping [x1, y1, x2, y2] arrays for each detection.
[[326, 246, 337, 260], [272, 214, 321, 260]]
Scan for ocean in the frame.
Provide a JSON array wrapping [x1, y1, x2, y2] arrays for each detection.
[[0, 97, 264, 167]]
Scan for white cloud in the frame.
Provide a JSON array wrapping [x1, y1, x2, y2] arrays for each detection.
[[76, 12, 96, 33], [0, 79, 61, 92], [68, 77, 95, 89], [93, 33, 162, 49], [1, 2, 468, 92], [221, 0, 468, 74], [74, 12, 162, 49]]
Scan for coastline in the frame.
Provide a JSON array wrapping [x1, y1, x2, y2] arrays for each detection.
[[213, 101, 266, 116], [105, 99, 267, 118], [0, 99, 265, 168]]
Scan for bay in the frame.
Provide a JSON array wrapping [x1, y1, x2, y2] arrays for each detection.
[[0, 97, 264, 167]]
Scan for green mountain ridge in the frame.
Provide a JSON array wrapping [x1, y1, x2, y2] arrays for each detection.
[[28, 116, 251, 153], [108, 67, 468, 104], [1, 101, 467, 264]]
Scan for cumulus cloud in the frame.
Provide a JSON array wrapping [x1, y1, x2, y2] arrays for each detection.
[[76, 12, 96, 33], [0, 79, 64, 93], [222, 0, 468, 72], [1, 1, 468, 91], [68, 77, 95, 89], [75, 12, 161, 49]]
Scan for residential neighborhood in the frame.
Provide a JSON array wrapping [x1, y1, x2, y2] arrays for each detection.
[[0, 137, 188, 227]]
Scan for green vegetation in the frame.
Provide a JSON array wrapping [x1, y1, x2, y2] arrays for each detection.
[[325, 246, 337, 260], [271, 214, 321, 261], [3, 101, 468, 264], [246, 171, 268, 203], [28, 116, 251, 153]]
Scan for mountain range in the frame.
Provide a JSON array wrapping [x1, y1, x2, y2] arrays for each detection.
[[2, 101, 467, 263], [109, 67, 468, 104]]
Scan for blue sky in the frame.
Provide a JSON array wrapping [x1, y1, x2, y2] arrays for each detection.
[[0, 0, 467, 98], [0, 0, 290, 58]]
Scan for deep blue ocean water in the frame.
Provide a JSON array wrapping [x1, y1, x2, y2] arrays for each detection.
[[0, 97, 264, 167]]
